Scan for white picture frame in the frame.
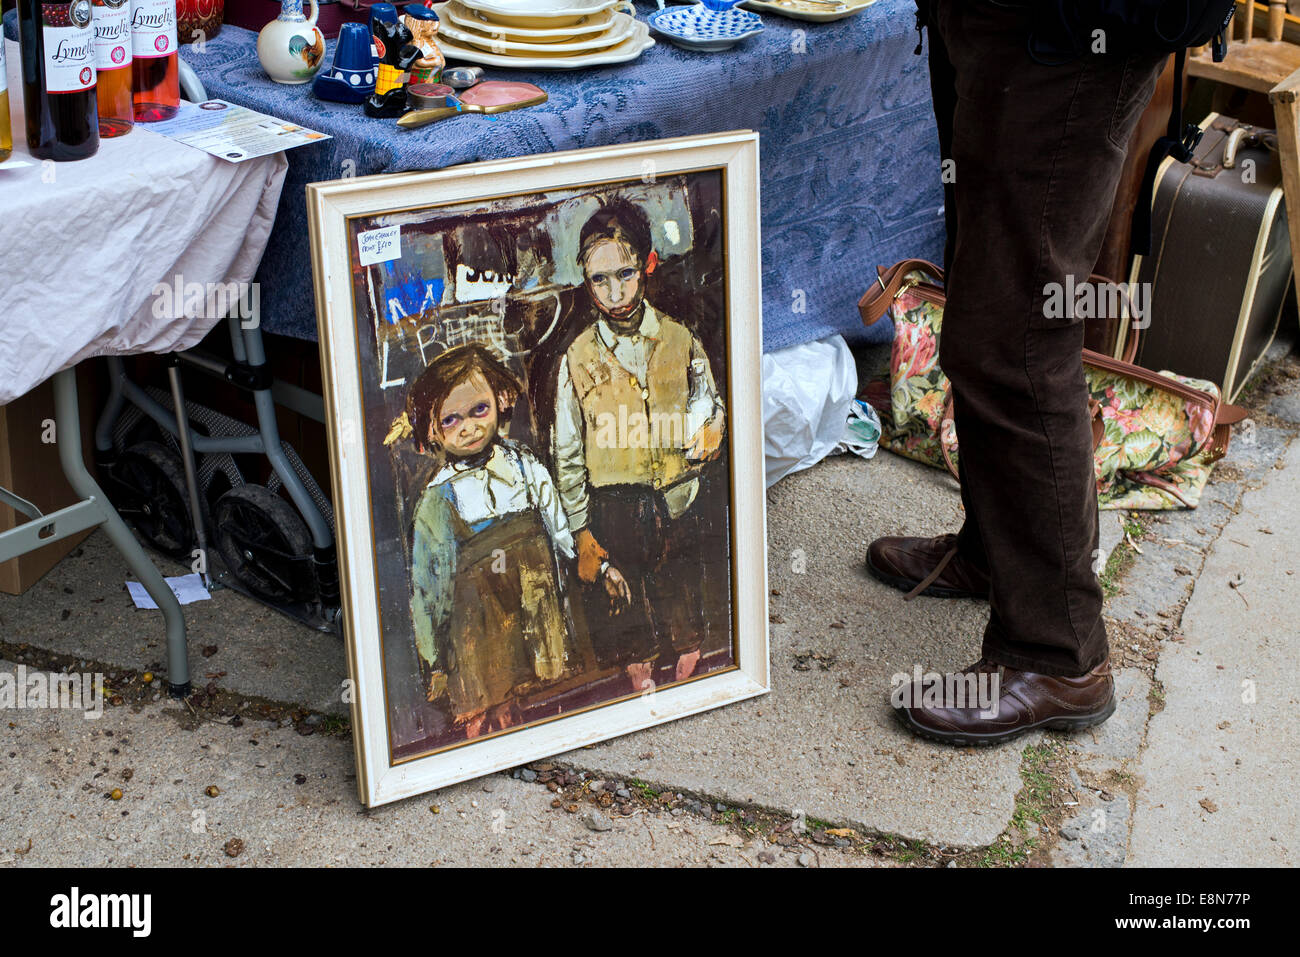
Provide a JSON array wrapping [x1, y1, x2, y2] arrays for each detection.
[[307, 131, 768, 807]]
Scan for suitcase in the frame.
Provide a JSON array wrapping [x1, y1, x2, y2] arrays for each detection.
[[1121, 112, 1293, 403]]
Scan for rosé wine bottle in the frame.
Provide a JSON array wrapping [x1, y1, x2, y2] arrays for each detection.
[[130, 0, 178, 122], [94, 0, 133, 136]]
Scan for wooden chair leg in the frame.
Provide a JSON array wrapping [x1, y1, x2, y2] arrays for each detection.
[[1268, 66, 1300, 313]]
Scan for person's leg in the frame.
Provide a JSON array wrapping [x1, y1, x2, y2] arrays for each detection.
[[934, 0, 1164, 677], [864, 0, 991, 598], [930, 0, 987, 574]]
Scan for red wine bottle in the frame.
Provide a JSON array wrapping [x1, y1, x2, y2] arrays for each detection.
[[17, 0, 100, 161], [130, 0, 179, 122], [94, 0, 134, 137]]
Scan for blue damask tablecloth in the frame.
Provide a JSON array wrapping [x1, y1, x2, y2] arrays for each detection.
[[172, 0, 942, 350]]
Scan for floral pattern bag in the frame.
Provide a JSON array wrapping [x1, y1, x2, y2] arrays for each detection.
[[857, 260, 1245, 510]]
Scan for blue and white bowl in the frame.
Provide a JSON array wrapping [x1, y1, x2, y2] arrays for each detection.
[[647, 2, 763, 52]]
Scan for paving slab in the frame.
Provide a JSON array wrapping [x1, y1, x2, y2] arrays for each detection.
[[0, 659, 889, 868], [564, 452, 1035, 849], [1104, 480, 1245, 628], [1265, 392, 1300, 424], [1127, 441, 1300, 867], [0, 535, 349, 715], [1068, 668, 1150, 778], [1050, 786, 1131, 868]]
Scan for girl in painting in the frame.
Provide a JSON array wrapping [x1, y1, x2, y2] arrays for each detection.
[[406, 344, 628, 739]]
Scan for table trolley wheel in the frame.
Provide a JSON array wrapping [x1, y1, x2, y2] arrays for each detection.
[[107, 441, 198, 559], [212, 484, 314, 604]]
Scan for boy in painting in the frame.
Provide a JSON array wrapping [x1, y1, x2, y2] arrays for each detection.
[[552, 197, 726, 693], [406, 344, 627, 738]]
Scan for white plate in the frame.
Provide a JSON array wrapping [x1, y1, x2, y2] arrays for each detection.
[[435, 5, 635, 53], [457, 0, 630, 28], [434, 16, 654, 68], [740, 0, 876, 23], [442, 0, 616, 39]]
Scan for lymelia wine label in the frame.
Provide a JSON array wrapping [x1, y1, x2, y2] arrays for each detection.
[[0, 33, 8, 95], [130, 0, 178, 60], [94, 0, 133, 72], [42, 0, 97, 94]]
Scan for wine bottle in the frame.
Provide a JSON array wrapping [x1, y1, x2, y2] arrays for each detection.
[[1, 40, 13, 162], [17, 0, 100, 161], [130, 0, 178, 122], [94, 0, 133, 136]]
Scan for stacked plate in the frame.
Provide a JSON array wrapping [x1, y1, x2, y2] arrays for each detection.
[[431, 1, 655, 70], [740, 0, 877, 23]]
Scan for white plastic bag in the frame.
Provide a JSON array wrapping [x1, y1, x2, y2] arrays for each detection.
[[762, 335, 858, 487]]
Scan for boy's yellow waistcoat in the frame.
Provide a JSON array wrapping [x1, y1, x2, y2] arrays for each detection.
[[567, 316, 693, 491]]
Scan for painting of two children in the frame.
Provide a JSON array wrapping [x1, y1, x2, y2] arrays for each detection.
[[401, 195, 733, 747]]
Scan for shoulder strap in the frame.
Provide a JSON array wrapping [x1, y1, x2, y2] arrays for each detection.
[[1086, 271, 1145, 363], [858, 259, 944, 326]]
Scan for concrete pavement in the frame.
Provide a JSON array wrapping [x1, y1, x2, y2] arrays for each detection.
[[1127, 441, 1300, 866], [1, 339, 1297, 866]]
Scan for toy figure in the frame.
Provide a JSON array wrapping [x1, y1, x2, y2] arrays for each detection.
[[364, 16, 421, 118], [402, 6, 445, 84]]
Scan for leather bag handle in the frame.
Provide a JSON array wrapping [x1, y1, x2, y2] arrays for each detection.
[[858, 259, 943, 326]]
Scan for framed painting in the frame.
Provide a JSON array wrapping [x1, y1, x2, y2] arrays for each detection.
[[307, 131, 768, 806]]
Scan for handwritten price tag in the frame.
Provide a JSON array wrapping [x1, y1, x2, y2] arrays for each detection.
[[357, 225, 401, 266]]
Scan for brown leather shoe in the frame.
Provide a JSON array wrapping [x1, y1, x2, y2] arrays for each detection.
[[866, 533, 990, 600], [894, 659, 1115, 747]]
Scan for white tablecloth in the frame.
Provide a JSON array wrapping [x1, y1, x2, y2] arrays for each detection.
[[0, 38, 287, 405]]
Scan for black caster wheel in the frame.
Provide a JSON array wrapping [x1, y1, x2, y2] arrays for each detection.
[[212, 484, 314, 604], [107, 441, 197, 559]]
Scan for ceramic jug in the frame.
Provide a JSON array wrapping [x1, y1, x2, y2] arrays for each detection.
[[257, 0, 327, 84]]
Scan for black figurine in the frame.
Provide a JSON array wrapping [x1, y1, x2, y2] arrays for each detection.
[[364, 18, 422, 118]]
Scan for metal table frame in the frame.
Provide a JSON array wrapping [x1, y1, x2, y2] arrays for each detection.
[[0, 58, 299, 697], [0, 369, 192, 696]]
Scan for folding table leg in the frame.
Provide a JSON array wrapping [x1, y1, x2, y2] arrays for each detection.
[[166, 359, 213, 590], [51, 368, 192, 696]]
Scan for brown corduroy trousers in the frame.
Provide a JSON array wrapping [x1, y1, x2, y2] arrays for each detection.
[[922, 0, 1167, 675]]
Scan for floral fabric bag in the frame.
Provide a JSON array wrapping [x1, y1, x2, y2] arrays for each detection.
[[857, 259, 1246, 510]]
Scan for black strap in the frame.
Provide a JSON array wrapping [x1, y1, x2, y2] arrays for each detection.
[[1131, 23, 1234, 257], [1131, 47, 1206, 256]]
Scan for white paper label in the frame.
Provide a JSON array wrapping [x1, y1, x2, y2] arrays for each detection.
[[358, 226, 402, 267], [0, 35, 7, 96], [94, 0, 133, 72], [130, 0, 177, 60], [42, 2, 97, 94]]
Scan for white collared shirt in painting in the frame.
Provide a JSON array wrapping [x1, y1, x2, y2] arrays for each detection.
[[553, 302, 723, 529], [429, 440, 575, 560]]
